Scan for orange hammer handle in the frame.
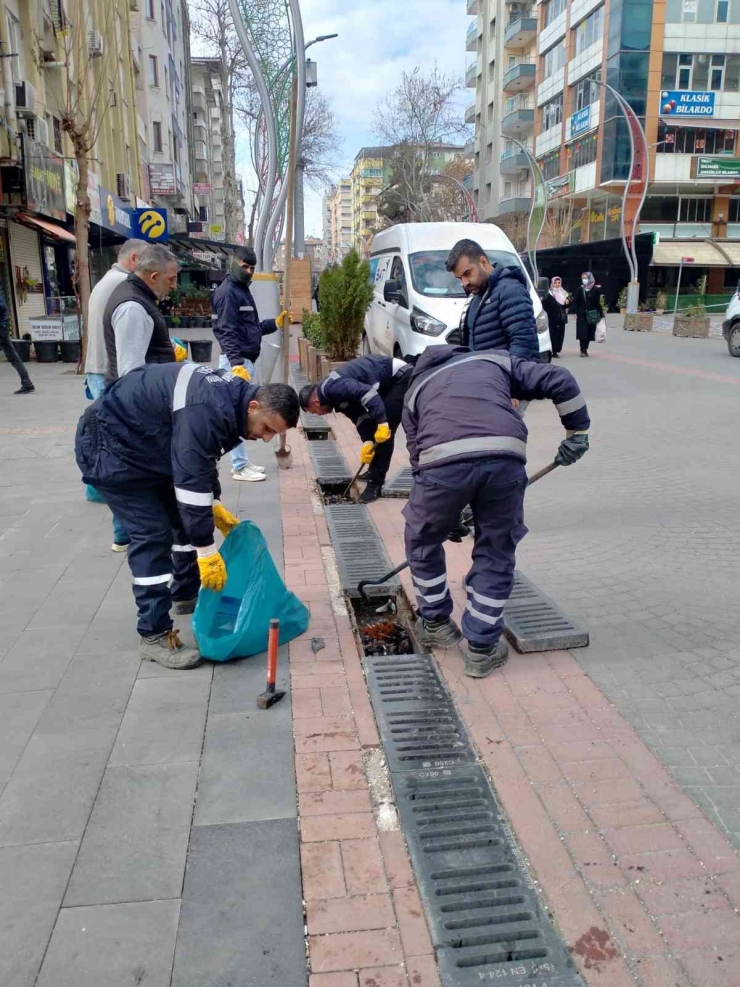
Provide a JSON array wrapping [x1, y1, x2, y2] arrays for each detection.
[[267, 618, 280, 688]]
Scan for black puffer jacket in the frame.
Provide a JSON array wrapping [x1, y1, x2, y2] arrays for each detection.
[[461, 265, 539, 359]]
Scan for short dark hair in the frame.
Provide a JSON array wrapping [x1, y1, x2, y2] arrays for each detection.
[[254, 383, 299, 428], [234, 245, 257, 267], [298, 383, 317, 410], [446, 239, 487, 273]]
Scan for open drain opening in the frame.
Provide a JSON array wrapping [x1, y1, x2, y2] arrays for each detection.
[[350, 595, 417, 657], [317, 481, 358, 506]]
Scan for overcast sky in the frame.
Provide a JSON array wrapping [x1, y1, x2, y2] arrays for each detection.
[[233, 0, 468, 241]]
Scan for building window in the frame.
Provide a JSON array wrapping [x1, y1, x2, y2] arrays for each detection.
[[487, 101, 494, 123], [573, 68, 601, 111], [642, 197, 678, 222], [543, 0, 567, 26], [541, 40, 566, 81], [51, 116, 63, 154], [503, 181, 511, 199], [5, 10, 20, 82], [152, 121, 163, 152], [658, 125, 735, 155], [574, 6, 604, 56], [164, 66, 169, 100], [541, 94, 563, 130], [485, 142, 493, 164], [566, 132, 598, 169], [538, 150, 561, 180], [679, 197, 712, 222], [198, 206, 208, 222], [662, 53, 740, 92], [148, 55, 159, 87], [488, 60, 496, 82], [716, 0, 729, 21], [146, 0, 155, 17], [728, 198, 740, 222]]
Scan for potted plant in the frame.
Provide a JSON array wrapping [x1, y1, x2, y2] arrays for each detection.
[[617, 286, 628, 315], [317, 251, 373, 378], [655, 290, 667, 316], [673, 300, 710, 338], [301, 309, 327, 381]]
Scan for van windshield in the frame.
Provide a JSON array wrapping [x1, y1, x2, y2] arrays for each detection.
[[408, 250, 522, 298]]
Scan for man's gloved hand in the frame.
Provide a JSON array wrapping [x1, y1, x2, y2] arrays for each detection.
[[231, 365, 251, 382], [360, 441, 376, 465], [555, 432, 589, 466], [212, 502, 239, 537], [197, 550, 227, 591], [172, 338, 188, 362], [276, 310, 290, 329], [374, 423, 392, 444]]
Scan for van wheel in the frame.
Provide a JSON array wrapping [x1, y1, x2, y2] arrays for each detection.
[[361, 332, 371, 356], [728, 323, 740, 358]]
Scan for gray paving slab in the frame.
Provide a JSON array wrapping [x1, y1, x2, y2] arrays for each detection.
[[0, 690, 53, 790], [0, 841, 79, 987], [0, 624, 86, 695], [171, 819, 307, 987], [64, 762, 198, 906], [35, 899, 181, 987]]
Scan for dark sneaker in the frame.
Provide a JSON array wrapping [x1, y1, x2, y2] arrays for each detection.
[[417, 616, 462, 649], [173, 597, 197, 616], [464, 639, 509, 678], [14, 382, 35, 394], [139, 629, 202, 669], [359, 481, 382, 504], [446, 520, 470, 543]]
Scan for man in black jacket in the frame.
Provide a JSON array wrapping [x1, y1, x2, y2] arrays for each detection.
[[0, 287, 34, 394], [212, 246, 289, 483], [76, 362, 299, 669], [299, 354, 411, 502], [403, 345, 590, 678]]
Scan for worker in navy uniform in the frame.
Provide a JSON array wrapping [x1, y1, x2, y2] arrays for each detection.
[[75, 362, 299, 669], [299, 354, 412, 503], [402, 345, 590, 679]]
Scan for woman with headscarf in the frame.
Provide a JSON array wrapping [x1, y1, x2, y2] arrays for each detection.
[[572, 271, 603, 357], [542, 276, 569, 358]]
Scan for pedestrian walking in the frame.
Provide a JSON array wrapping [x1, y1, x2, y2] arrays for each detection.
[[446, 239, 539, 359], [573, 271, 604, 358], [402, 344, 590, 678], [0, 286, 34, 394], [212, 246, 289, 483], [75, 362, 299, 669], [541, 276, 569, 358], [299, 354, 411, 503]]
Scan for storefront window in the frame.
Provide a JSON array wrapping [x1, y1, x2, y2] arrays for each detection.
[[641, 197, 679, 222], [566, 132, 598, 169], [657, 125, 736, 155], [542, 94, 563, 130], [538, 150, 561, 180], [729, 199, 740, 223]]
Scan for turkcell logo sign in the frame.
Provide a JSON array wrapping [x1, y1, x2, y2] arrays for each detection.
[[133, 208, 169, 242], [570, 106, 591, 138], [660, 90, 715, 116]]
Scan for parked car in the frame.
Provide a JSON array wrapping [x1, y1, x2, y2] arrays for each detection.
[[363, 222, 552, 361], [722, 285, 740, 357]]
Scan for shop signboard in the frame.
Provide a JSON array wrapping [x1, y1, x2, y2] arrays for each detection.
[[149, 163, 177, 196], [193, 182, 212, 196], [546, 172, 572, 198], [22, 136, 66, 221], [29, 317, 63, 342], [659, 90, 715, 117], [62, 315, 81, 340], [693, 156, 740, 178], [569, 106, 591, 140], [63, 164, 103, 226], [98, 187, 134, 236], [132, 207, 169, 242]]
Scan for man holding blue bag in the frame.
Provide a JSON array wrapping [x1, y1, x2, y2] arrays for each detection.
[[75, 361, 299, 669]]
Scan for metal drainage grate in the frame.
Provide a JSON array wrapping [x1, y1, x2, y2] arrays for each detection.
[[393, 766, 583, 986], [309, 440, 353, 485], [362, 655, 475, 771], [504, 571, 589, 654], [300, 411, 331, 438], [325, 504, 400, 597], [382, 466, 414, 499]]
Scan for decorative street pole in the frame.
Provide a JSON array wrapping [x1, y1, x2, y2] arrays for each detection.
[[501, 136, 548, 283]]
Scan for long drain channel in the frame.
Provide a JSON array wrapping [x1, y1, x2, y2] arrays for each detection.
[[362, 653, 584, 987]]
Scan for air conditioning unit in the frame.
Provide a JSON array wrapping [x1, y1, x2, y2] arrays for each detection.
[[116, 172, 132, 201], [25, 117, 50, 146], [15, 81, 39, 118], [89, 30, 104, 58]]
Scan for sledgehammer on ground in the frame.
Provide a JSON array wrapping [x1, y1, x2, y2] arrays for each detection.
[[257, 618, 285, 709]]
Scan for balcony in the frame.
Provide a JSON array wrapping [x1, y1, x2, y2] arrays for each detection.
[[502, 60, 536, 92], [464, 139, 475, 158], [467, 0, 479, 13], [466, 60, 478, 88], [192, 86, 206, 111], [501, 95, 534, 135], [504, 11, 538, 48], [500, 149, 531, 174], [465, 101, 477, 125], [498, 196, 531, 215], [193, 122, 207, 143], [466, 21, 478, 51]]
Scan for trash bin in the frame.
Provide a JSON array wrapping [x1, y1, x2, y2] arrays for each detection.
[[60, 340, 81, 363], [34, 341, 59, 362], [189, 339, 213, 363], [12, 339, 31, 361]]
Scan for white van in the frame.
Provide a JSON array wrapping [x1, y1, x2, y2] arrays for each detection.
[[722, 284, 740, 357], [363, 222, 552, 361]]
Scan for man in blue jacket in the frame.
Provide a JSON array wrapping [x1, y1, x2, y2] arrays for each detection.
[[299, 354, 411, 502], [212, 246, 289, 483], [75, 362, 299, 669], [403, 345, 589, 679], [446, 239, 540, 359]]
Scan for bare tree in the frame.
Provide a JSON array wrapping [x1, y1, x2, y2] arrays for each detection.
[[542, 200, 574, 248], [487, 213, 527, 253], [301, 89, 341, 192]]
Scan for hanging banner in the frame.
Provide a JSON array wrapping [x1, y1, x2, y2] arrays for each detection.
[[22, 136, 66, 221], [149, 163, 177, 196]]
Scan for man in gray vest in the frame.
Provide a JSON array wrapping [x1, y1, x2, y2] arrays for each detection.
[[103, 244, 179, 384]]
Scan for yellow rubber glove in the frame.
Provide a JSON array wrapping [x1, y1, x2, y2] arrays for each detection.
[[231, 364, 251, 382], [173, 343, 188, 362], [276, 309, 290, 329], [212, 502, 239, 537], [197, 551, 227, 591], [360, 441, 376, 465], [374, 423, 392, 444]]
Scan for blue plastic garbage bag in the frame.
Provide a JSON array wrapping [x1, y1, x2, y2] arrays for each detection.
[[192, 521, 310, 661]]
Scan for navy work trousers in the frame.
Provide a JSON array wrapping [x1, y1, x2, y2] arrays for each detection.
[[95, 481, 201, 638], [363, 373, 408, 488], [403, 458, 527, 647]]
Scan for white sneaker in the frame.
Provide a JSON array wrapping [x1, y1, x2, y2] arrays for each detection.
[[231, 464, 266, 482], [231, 464, 266, 476]]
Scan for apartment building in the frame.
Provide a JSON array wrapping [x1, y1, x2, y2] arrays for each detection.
[[130, 0, 193, 234], [325, 178, 353, 262]]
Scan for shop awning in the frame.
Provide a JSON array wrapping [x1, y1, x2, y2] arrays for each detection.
[[716, 241, 740, 266], [651, 239, 729, 267], [17, 214, 76, 243]]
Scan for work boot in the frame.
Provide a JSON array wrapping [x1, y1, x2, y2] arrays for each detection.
[[417, 616, 462, 649], [139, 629, 202, 669], [110, 542, 129, 553], [446, 519, 470, 543], [14, 382, 35, 394], [464, 638, 509, 678], [359, 480, 383, 504], [173, 597, 197, 616]]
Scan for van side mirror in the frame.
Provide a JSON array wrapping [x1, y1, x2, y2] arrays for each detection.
[[537, 276, 549, 297], [384, 279, 402, 303]]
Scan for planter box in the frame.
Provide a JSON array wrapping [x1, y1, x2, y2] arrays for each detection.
[[317, 355, 347, 379], [305, 344, 321, 382], [673, 316, 710, 338], [623, 313, 653, 332], [298, 335, 310, 372]]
